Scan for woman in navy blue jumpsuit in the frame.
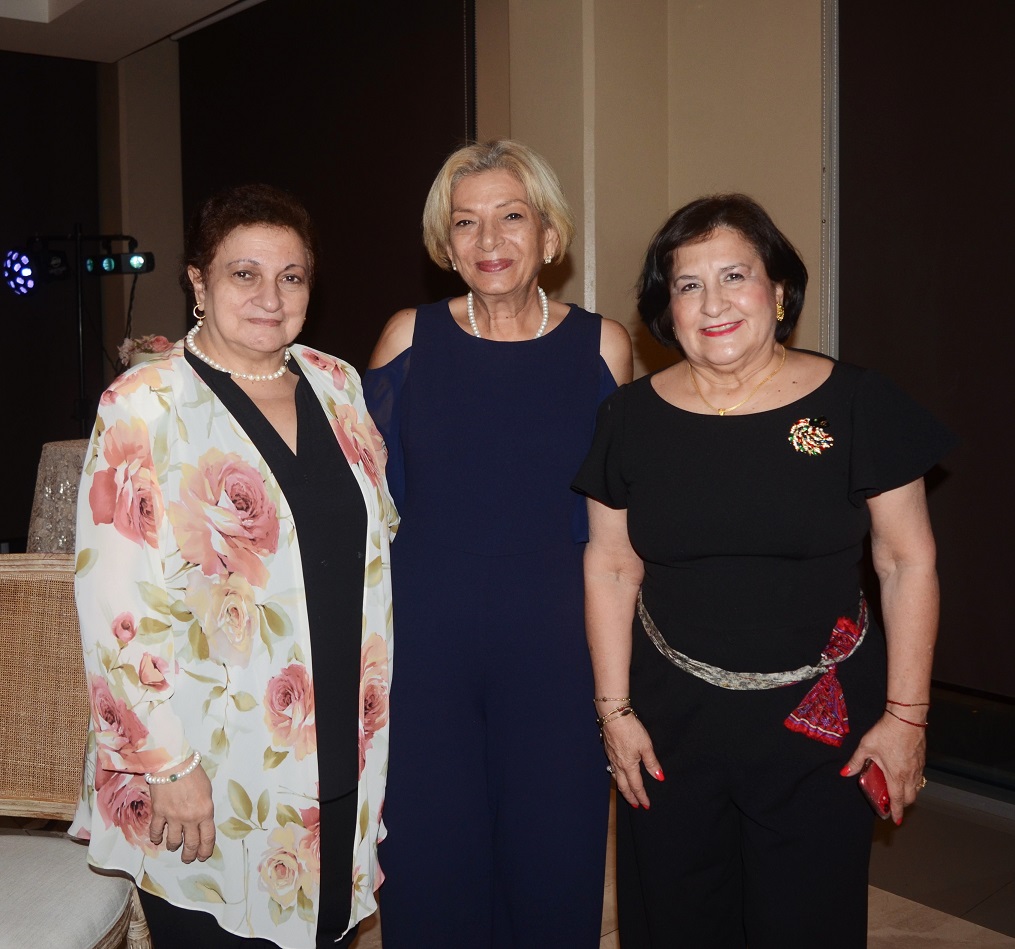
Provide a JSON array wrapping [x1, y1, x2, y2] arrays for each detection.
[[365, 140, 632, 948]]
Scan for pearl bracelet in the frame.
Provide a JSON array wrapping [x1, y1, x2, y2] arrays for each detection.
[[144, 751, 202, 785]]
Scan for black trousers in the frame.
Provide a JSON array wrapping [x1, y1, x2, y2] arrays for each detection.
[[617, 750, 875, 948], [138, 791, 359, 948], [618, 623, 884, 949]]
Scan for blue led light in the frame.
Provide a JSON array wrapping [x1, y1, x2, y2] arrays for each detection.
[[3, 249, 35, 296]]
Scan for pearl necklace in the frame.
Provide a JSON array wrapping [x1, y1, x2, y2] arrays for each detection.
[[186, 326, 291, 382], [466, 287, 549, 339], [688, 345, 787, 416]]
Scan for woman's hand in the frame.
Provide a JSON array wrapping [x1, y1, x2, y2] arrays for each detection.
[[602, 714, 665, 809], [841, 713, 927, 825], [148, 763, 216, 863]]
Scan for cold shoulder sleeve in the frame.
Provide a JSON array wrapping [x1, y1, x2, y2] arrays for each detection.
[[848, 367, 958, 505], [364, 349, 410, 509], [572, 384, 630, 509]]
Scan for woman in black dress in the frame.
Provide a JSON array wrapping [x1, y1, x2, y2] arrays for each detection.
[[574, 194, 955, 947]]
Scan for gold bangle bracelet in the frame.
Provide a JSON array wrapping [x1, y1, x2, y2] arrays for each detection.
[[598, 706, 635, 728]]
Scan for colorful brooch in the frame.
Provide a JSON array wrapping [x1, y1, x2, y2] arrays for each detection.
[[789, 417, 834, 455]]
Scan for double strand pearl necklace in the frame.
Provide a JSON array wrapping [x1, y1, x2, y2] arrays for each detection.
[[186, 325, 291, 382], [688, 345, 787, 416], [467, 287, 549, 339]]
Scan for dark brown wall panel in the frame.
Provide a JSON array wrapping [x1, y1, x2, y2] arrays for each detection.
[[178, 0, 472, 372], [0, 51, 101, 545], [839, 2, 1014, 696]]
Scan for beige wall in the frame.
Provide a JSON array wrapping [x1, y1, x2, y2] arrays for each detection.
[[102, 4, 824, 379], [668, 0, 823, 358], [477, 0, 824, 376], [98, 39, 185, 376]]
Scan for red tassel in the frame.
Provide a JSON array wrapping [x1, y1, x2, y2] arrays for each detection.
[[784, 666, 850, 747]]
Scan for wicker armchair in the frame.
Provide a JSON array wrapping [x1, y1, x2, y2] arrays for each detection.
[[0, 553, 151, 949]]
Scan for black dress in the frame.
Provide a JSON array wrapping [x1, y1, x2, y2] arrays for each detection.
[[138, 352, 366, 949], [573, 356, 956, 949]]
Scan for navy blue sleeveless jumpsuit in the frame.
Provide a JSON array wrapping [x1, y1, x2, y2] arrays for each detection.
[[364, 299, 613, 948]]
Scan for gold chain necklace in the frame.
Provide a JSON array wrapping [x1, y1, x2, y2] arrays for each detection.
[[688, 345, 787, 416]]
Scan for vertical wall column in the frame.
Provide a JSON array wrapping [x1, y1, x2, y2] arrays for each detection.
[[476, 0, 825, 375], [98, 39, 186, 377], [480, 0, 670, 374], [667, 0, 824, 355]]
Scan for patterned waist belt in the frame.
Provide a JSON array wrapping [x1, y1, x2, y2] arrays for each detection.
[[636, 591, 869, 747]]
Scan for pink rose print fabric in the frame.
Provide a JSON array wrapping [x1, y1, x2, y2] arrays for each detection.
[[299, 350, 347, 391], [89, 675, 170, 775], [186, 572, 259, 668], [358, 634, 390, 777], [332, 405, 385, 488], [264, 664, 317, 761], [170, 449, 280, 587], [88, 417, 164, 548], [95, 768, 158, 856], [71, 342, 396, 949]]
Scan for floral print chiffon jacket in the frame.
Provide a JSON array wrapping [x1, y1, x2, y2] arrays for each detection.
[[70, 342, 397, 948]]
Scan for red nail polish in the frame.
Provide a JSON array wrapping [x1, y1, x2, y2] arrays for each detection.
[[654, 768, 665, 781], [641, 803, 650, 810], [840, 765, 852, 777], [894, 817, 903, 827]]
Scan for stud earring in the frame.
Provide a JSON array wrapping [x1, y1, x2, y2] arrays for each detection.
[[544, 256, 552, 265], [451, 261, 457, 271], [193, 305, 205, 328], [776, 302, 785, 322]]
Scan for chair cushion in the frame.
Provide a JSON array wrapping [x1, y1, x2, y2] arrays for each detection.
[[0, 832, 133, 948]]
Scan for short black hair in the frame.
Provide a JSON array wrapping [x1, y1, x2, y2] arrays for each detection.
[[637, 193, 808, 348]]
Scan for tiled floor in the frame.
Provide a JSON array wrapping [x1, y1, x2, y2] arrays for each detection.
[[868, 774, 1015, 942], [351, 772, 1015, 948]]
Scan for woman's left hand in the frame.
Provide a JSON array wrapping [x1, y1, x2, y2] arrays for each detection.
[[840, 713, 927, 825]]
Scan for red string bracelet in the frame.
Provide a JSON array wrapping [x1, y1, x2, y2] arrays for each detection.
[[885, 707, 928, 727]]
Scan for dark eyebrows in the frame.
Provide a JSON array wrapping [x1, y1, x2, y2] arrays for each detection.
[[224, 258, 307, 272], [672, 261, 751, 281]]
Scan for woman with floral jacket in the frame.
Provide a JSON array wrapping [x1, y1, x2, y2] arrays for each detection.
[[71, 184, 396, 949]]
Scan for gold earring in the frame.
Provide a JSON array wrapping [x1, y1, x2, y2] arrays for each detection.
[[193, 304, 205, 328], [776, 302, 785, 322]]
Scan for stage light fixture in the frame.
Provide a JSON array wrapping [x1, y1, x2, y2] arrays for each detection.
[[2, 247, 69, 295], [3, 249, 34, 295], [84, 251, 156, 275]]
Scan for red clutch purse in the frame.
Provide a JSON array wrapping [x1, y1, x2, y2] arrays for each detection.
[[858, 758, 891, 819]]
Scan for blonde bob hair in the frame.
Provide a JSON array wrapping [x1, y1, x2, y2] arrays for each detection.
[[422, 139, 576, 271]]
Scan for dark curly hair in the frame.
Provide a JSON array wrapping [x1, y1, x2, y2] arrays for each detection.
[[179, 183, 318, 294], [637, 193, 807, 348]]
